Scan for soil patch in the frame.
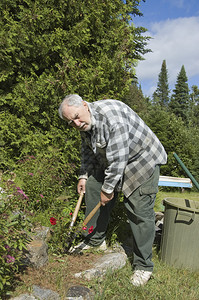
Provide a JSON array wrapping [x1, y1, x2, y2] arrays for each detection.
[[14, 252, 102, 297]]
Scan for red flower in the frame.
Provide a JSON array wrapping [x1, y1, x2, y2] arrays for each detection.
[[88, 226, 94, 234], [50, 217, 57, 225], [82, 226, 87, 230], [69, 212, 73, 216]]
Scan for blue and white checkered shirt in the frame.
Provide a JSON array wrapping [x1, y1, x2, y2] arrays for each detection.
[[79, 99, 167, 197]]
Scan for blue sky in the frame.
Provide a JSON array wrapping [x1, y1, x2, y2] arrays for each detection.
[[134, 0, 199, 97]]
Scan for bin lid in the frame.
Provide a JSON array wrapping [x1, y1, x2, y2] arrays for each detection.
[[163, 197, 199, 213]]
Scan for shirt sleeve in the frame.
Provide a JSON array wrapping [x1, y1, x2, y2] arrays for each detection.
[[102, 123, 130, 194]]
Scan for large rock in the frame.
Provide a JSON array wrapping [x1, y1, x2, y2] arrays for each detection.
[[22, 226, 50, 268], [32, 226, 51, 242], [32, 285, 60, 300], [10, 286, 60, 300], [74, 252, 127, 280], [25, 239, 48, 268], [66, 285, 94, 300]]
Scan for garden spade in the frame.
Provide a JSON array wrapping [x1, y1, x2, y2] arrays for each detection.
[[64, 201, 101, 253], [69, 192, 84, 230]]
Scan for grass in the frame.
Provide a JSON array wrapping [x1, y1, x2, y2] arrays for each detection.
[[155, 190, 199, 212], [91, 250, 199, 300], [10, 191, 199, 299]]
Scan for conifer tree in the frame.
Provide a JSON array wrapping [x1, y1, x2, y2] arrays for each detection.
[[152, 60, 170, 107], [169, 65, 190, 123], [0, 0, 150, 168], [123, 82, 149, 119], [190, 85, 199, 127]]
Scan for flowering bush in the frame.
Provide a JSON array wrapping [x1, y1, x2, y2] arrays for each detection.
[[0, 152, 82, 293], [47, 199, 86, 254], [11, 155, 64, 211], [7, 154, 78, 213], [0, 188, 31, 297]]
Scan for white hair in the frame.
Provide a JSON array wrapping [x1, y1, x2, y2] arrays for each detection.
[[58, 94, 83, 119]]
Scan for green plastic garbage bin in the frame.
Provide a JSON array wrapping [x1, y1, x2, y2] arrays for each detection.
[[160, 197, 199, 271]]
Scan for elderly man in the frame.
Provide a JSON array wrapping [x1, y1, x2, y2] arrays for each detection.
[[58, 94, 167, 286]]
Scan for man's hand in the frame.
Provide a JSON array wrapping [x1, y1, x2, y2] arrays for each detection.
[[77, 178, 87, 194], [100, 190, 114, 206]]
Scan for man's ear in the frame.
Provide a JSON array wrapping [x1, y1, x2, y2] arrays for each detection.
[[83, 101, 88, 109]]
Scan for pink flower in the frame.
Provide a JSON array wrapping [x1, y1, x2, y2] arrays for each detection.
[[69, 212, 73, 216], [40, 194, 44, 198], [36, 200, 39, 202], [50, 217, 57, 225], [16, 187, 29, 200], [6, 255, 15, 263], [28, 173, 34, 176], [5, 245, 10, 251], [82, 226, 87, 230], [88, 226, 94, 234]]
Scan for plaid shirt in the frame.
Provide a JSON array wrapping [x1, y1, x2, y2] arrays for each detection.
[[79, 100, 167, 197]]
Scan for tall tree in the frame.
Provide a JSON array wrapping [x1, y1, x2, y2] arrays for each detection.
[[189, 85, 199, 127], [0, 0, 149, 101], [0, 0, 150, 168], [123, 82, 149, 118], [145, 105, 199, 184], [169, 65, 190, 123], [152, 60, 170, 107]]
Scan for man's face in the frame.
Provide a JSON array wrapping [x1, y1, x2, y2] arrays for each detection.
[[62, 101, 92, 131]]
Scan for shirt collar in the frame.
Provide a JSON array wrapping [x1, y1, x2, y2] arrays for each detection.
[[86, 101, 96, 131]]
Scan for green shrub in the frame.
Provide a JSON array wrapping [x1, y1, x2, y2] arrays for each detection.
[[0, 186, 32, 297], [8, 152, 77, 210], [1, 153, 85, 254], [47, 203, 85, 254]]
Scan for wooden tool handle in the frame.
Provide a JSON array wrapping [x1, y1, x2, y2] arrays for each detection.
[[69, 192, 84, 228], [83, 201, 101, 226]]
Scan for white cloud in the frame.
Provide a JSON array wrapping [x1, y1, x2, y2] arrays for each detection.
[[136, 16, 199, 96]]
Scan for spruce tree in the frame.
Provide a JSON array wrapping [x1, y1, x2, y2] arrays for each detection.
[[169, 65, 190, 123], [190, 85, 199, 127], [123, 82, 148, 118], [152, 60, 170, 107]]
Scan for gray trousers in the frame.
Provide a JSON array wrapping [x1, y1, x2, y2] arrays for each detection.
[[83, 165, 160, 271]]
